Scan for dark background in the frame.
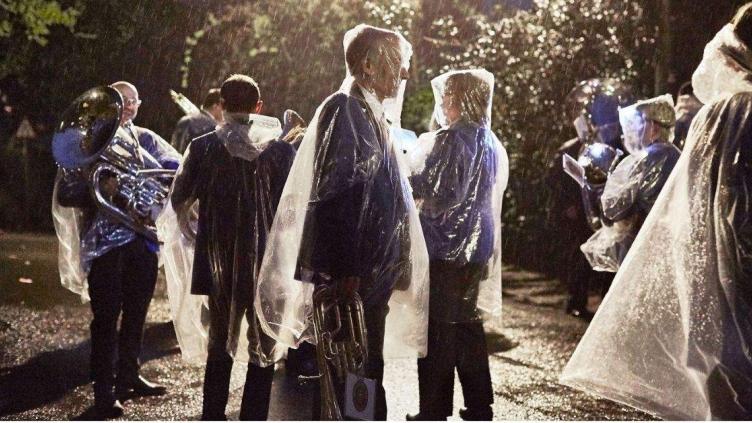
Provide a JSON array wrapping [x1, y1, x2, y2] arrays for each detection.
[[0, 0, 747, 272]]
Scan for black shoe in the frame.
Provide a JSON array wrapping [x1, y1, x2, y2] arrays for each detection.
[[116, 375, 167, 399], [459, 407, 492, 421], [93, 399, 124, 419]]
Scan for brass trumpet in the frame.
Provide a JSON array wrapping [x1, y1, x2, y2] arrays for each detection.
[[311, 284, 369, 420]]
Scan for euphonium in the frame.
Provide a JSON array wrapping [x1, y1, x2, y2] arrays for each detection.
[[52, 86, 175, 242], [311, 284, 369, 420]]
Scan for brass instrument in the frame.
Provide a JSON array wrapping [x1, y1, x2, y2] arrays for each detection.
[[52, 86, 175, 242], [311, 284, 369, 420], [169, 89, 201, 115], [578, 142, 622, 231]]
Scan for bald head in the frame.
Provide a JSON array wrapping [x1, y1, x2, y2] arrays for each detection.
[[110, 81, 140, 126]]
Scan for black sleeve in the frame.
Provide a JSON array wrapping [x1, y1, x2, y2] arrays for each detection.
[[255, 140, 297, 218], [297, 95, 373, 281], [170, 116, 190, 154], [171, 137, 206, 209]]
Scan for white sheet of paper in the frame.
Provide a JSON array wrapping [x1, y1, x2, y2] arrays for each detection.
[[563, 153, 585, 187]]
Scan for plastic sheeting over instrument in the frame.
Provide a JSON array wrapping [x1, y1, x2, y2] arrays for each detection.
[[52, 123, 180, 302]]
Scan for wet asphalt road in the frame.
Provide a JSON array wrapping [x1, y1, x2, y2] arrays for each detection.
[[0, 233, 653, 420]]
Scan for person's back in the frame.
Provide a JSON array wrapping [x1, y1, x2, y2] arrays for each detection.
[[168, 74, 293, 421], [412, 121, 497, 265], [186, 132, 295, 297]]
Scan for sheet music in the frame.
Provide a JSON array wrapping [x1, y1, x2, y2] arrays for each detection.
[[563, 153, 585, 187]]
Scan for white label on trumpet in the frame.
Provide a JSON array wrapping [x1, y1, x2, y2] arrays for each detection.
[[345, 372, 375, 421]]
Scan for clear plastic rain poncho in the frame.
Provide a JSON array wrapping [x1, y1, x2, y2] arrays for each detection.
[[408, 69, 508, 323], [52, 169, 90, 301], [253, 24, 430, 360], [157, 113, 294, 365], [561, 27, 752, 416], [580, 95, 680, 272], [692, 23, 752, 105]]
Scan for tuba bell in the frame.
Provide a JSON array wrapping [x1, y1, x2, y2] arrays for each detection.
[[52, 86, 175, 242]]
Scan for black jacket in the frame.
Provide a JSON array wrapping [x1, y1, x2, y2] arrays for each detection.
[[171, 132, 295, 299], [295, 86, 412, 308]]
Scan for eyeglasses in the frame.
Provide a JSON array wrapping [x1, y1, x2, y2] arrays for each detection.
[[123, 97, 142, 107]]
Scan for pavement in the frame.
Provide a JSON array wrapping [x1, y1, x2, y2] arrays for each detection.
[[0, 233, 653, 420]]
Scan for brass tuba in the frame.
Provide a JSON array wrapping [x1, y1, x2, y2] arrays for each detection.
[[311, 284, 369, 420], [52, 86, 175, 242]]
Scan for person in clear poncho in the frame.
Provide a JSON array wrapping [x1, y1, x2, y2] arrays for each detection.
[[52, 81, 179, 418], [580, 95, 680, 272], [405, 69, 508, 421], [162, 74, 296, 420], [253, 24, 429, 420], [560, 3, 752, 419], [170, 88, 223, 154], [545, 79, 632, 320]]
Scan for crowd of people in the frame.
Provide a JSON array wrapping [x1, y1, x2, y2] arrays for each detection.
[[47, 2, 752, 420]]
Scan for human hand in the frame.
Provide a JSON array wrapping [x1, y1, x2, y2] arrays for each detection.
[[337, 276, 360, 301]]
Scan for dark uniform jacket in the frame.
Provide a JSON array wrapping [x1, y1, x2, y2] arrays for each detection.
[[171, 132, 295, 302], [295, 86, 412, 308]]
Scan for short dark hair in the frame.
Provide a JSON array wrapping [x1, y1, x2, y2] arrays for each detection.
[[201, 88, 221, 109], [345, 26, 400, 79], [733, 2, 752, 49], [220, 74, 260, 113]]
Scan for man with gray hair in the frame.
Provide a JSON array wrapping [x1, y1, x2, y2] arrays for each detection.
[[254, 24, 429, 421], [580, 95, 680, 272], [299, 26, 412, 420]]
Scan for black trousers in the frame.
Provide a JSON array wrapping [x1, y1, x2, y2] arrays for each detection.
[[312, 303, 388, 420], [417, 261, 493, 420], [87, 238, 158, 393], [417, 319, 493, 419], [202, 294, 274, 420], [564, 244, 591, 311]]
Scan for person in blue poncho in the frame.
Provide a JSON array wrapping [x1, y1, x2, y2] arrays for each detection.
[[407, 69, 508, 421]]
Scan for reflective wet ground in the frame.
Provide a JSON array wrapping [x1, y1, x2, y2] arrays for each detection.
[[0, 233, 652, 420]]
